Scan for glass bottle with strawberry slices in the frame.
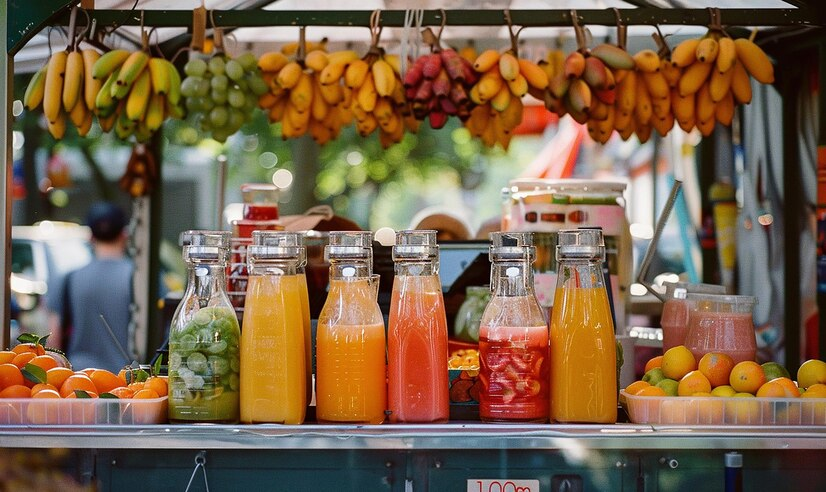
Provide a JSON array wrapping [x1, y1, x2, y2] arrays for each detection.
[[479, 232, 549, 423]]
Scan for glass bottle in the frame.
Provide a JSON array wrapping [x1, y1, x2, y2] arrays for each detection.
[[479, 232, 549, 423], [240, 231, 308, 424], [549, 228, 617, 424], [168, 231, 240, 424], [315, 231, 386, 424], [387, 230, 449, 424], [454, 286, 491, 343]]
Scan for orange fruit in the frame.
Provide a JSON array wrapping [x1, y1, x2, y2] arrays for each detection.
[[78, 368, 98, 377], [46, 367, 74, 389], [625, 380, 651, 396], [678, 370, 712, 396], [28, 355, 59, 372], [64, 390, 99, 398], [726, 392, 760, 423], [133, 388, 160, 399], [11, 352, 36, 369], [144, 376, 168, 397], [797, 359, 826, 389], [635, 385, 667, 397], [127, 382, 145, 392], [12, 343, 45, 356], [108, 387, 135, 399], [661, 345, 696, 381], [768, 377, 800, 397], [644, 355, 664, 373], [756, 380, 786, 398], [30, 383, 59, 396], [27, 389, 61, 424], [801, 383, 826, 398], [0, 384, 31, 398], [0, 351, 16, 364], [59, 374, 97, 398], [729, 360, 766, 394], [698, 352, 735, 388], [90, 369, 125, 394], [0, 363, 24, 389]]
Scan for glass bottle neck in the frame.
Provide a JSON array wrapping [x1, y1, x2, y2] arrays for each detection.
[[329, 260, 371, 280], [184, 262, 229, 306], [394, 260, 437, 277], [248, 259, 300, 276], [490, 261, 534, 297], [557, 259, 605, 289]]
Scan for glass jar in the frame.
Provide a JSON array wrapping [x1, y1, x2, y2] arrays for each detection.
[[661, 282, 726, 352], [479, 232, 549, 423], [387, 230, 449, 423], [454, 286, 490, 343], [240, 231, 308, 424], [168, 231, 240, 424], [549, 228, 617, 424], [683, 294, 757, 364], [315, 231, 386, 424]]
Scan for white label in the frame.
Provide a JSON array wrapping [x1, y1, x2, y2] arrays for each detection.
[[467, 479, 540, 492]]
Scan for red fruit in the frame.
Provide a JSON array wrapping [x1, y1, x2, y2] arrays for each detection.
[[414, 79, 433, 102], [461, 63, 478, 85], [422, 54, 443, 79], [403, 64, 424, 88], [595, 88, 616, 105], [432, 70, 451, 97], [439, 97, 457, 115], [405, 86, 418, 100], [449, 85, 469, 105]]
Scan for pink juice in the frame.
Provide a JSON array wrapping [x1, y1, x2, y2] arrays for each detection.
[[684, 311, 756, 364], [661, 298, 690, 352]]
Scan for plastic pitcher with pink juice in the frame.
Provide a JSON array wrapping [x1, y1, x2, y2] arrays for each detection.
[[661, 282, 726, 352], [683, 294, 757, 364]]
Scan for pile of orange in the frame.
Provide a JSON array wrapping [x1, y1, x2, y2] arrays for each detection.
[[625, 345, 826, 400]]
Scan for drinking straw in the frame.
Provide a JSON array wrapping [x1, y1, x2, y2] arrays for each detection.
[[636, 180, 683, 302]]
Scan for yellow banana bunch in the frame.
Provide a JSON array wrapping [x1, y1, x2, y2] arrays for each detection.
[[463, 98, 522, 150], [629, 49, 674, 140], [471, 49, 549, 111]]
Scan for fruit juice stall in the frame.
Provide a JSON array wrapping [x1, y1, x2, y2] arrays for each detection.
[[3, 1, 826, 491]]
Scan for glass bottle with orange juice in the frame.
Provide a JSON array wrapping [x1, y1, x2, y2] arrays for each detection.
[[387, 230, 449, 423], [479, 232, 549, 423], [240, 231, 308, 424], [549, 228, 617, 424], [315, 231, 386, 424]]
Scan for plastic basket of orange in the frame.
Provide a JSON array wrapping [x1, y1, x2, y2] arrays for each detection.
[[622, 347, 826, 426]]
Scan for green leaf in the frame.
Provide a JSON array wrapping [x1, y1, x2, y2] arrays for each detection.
[[37, 334, 51, 346], [74, 390, 93, 399], [16, 333, 40, 344], [22, 363, 47, 385], [153, 357, 162, 377], [99, 392, 119, 399], [135, 369, 150, 383]]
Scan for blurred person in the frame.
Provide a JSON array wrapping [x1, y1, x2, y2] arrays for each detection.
[[410, 207, 472, 241], [58, 202, 134, 372]]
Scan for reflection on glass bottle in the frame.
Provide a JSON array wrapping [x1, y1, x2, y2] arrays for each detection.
[[454, 286, 491, 343]]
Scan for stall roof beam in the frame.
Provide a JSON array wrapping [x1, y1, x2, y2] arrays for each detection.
[[45, 8, 821, 30]]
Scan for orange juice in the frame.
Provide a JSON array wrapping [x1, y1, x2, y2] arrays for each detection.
[[387, 275, 449, 423], [240, 274, 307, 424], [316, 278, 387, 424], [549, 286, 617, 423], [297, 274, 313, 404]]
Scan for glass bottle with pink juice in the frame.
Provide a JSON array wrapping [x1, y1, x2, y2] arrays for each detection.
[[479, 232, 549, 423], [315, 231, 387, 424], [549, 228, 616, 424], [387, 230, 449, 423], [683, 293, 757, 364], [661, 282, 726, 352]]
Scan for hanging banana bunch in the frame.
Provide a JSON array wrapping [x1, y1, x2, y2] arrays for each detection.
[[258, 32, 355, 144]]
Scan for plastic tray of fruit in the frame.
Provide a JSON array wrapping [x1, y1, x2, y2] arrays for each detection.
[[0, 395, 168, 425], [621, 391, 826, 425]]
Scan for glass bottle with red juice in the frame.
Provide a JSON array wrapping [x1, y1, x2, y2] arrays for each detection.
[[479, 232, 549, 423], [387, 230, 449, 423]]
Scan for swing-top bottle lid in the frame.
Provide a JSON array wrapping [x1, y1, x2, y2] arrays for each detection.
[[392, 230, 439, 261], [325, 231, 373, 261], [247, 231, 304, 263], [556, 228, 605, 261], [182, 230, 232, 261], [488, 232, 535, 262]]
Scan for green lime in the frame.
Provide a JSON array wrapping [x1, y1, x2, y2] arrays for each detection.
[[642, 367, 666, 386], [762, 361, 791, 381], [656, 378, 679, 396]]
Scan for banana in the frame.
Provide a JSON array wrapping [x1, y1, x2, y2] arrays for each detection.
[[268, 96, 288, 122], [567, 78, 592, 115], [564, 51, 586, 79], [501, 95, 523, 130], [459, 45, 478, 64], [590, 43, 635, 70], [730, 61, 753, 104], [277, 61, 304, 89], [304, 50, 329, 72], [590, 100, 610, 121], [166, 60, 182, 105], [677, 116, 695, 133], [98, 112, 117, 132], [695, 37, 719, 64], [548, 73, 570, 100], [633, 49, 661, 73], [696, 115, 715, 137], [47, 111, 66, 139], [583, 56, 609, 90], [77, 110, 93, 137], [145, 93, 165, 131], [716, 37, 737, 73], [473, 49, 501, 73], [660, 58, 682, 87], [613, 108, 633, 132], [636, 122, 653, 143], [326, 50, 359, 66], [678, 62, 712, 96], [69, 97, 88, 126], [24, 65, 47, 110], [716, 91, 735, 126], [384, 55, 401, 76], [81, 50, 101, 111], [372, 59, 396, 97], [696, 83, 716, 123], [671, 38, 701, 68], [92, 49, 130, 79], [734, 38, 775, 84], [634, 76, 652, 125], [491, 85, 511, 112], [517, 59, 549, 90], [618, 118, 636, 140], [344, 59, 369, 88], [289, 72, 313, 112], [148, 57, 171, 95], [355, 74, 377, 112], [672, 88, 695, 122], [125, 68, 151, 121], [476, 70, 504, 102], [96, 68, 120, 111], [652, 112, 674, 137], [44, 51, 68, 122], [615, 70, 637, 113], [115, 51, 150, 92], [318, 79, 343, 105], [258, 51, 289, 72], [62, 51, 84, 112], [643, 71, 670, 99], [498, 52, 520, 81], [709, 66, 734, 102], [506, 73, 528, 97], [652, 95, 671, 119], [320, 60, 347, 85]]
